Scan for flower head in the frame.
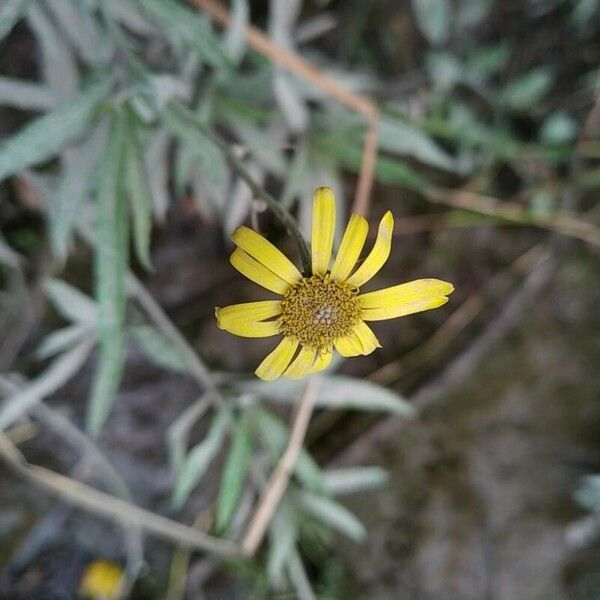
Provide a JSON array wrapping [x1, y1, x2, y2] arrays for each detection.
[[215, 187, 454, 381]]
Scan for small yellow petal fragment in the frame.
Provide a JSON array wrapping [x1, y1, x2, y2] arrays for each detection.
[[362, 296, 450, 321], [230, 248, 290, 295], [255, 336, 299, 381], [330, 214, 369, 282], [307, 349, 333, 374], [334, 334, 363, 357], [359, 279, 454, 309], [215, 300, 282, 327], [231, 226, 301, 285], [353, 321, 381, 355], [79, 560, 124, 600], [345, 211, 394, 288], [284, 345, 317, 379], [311, 187, 336, 275]]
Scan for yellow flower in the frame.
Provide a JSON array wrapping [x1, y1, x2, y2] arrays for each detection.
[[215, 187, 454, 381], [79, 560, 124, 599]]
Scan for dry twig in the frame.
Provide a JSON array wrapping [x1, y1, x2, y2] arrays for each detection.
[[241, 379, 319, 556], [0, 432, 241, 557]]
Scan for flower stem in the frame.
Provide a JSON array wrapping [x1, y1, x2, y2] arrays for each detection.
[[169, 102, 312, 274]]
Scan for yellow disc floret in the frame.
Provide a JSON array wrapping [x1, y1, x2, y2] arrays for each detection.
[[279, 274, 361, 351]]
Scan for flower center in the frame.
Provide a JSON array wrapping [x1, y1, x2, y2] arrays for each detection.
[[279, 274, 361, 351]]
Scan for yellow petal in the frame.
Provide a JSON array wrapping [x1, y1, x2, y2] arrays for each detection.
[[311, 187, 336, 275], [359, 279, 454, 309], [255, 336, 299, 381], [230, 248, 290, 295], [216, 319, 280, 338], [215, 300, 282, 327], [307, 349, 333, 374], [232, 226, 301, 285], [334, 333, 363, 357], [345, 211, 394, 288], [362, 296, 450, 321], [330, 214, 369, 282], [353, 321, 381, 355], [284, 345, 317, 379]]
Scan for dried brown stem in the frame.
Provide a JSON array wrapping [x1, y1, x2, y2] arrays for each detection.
[[241, 379, 318, 556], [0, 432, 241, 557], [188, 0, 379, 216]]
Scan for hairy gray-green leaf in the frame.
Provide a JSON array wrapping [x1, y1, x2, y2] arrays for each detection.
[[36, 324, 94, 360], [50, 120, 108, 262], [242, 376, 415, 416], [267, 501, 297, 588], [173, 408, 232, 508], [26, 3, 78, 99], [215, 417, 252, 533], [412, 0, 450, 45], [298, 491, 366, 542], [87, 116, 128, 435], [379, 117, 457, 171], [0, 339, 94, 431], [323, 466, 389, 496], [144, 130, 171, 221], [0, 77, 57, 111], [224, 0, 249, 62], [46, 0, 112, 66], [0, 0, 32, 40], [45, 279, 97, 323], [0, 76, 111, 182], [249, 407, 323, 491], [162, 107, 227, 188], [124, 136, 153, 270], [286, 546, 317, 600], [131, 325, 187, 373], [137, 0, 230, 71]]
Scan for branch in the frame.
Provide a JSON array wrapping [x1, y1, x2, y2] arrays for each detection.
[[0, 432, 241, 557], [241, 379, 318, 556]]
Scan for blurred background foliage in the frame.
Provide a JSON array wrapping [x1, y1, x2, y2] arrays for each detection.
[[0, 0, 600, 598]]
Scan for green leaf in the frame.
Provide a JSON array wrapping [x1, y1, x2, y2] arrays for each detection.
[[0, 76, 111, 182], [215, 417, 252, 533], [503, 68, 553, 111], [124, 134, 153, 270], [50, 120, 108, 262], [224, 0, 249, 63], [35, 324, 93, 360], [45, 279, 97, 324], [0, 0, 32, 41], [162, 107, 228, 188], [0, 339, 94, 431], [267, 501, 297, 587], [137, 0, 230, 71], [241, 376, 415, 416], [0, 77, 57, 110], [298, 491, 367, 542], [26, 3, 79, 98], [315, 134, 426, 191], [249, 407, 324, 491], [87, 115, 128, 435], [172, 409, 232, 508], [131, 325, 187, 373], [323, 467, 389, 496], [378, 117, 457, 171], [540, 111, 578, 144], [412, 0, 450, 45]]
